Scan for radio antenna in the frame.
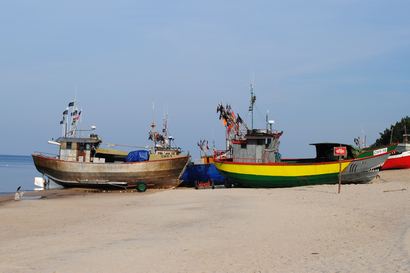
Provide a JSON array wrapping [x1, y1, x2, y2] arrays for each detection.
[[248, 83, 256, 130]]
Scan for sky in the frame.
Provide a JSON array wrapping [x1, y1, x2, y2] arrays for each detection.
[[0, 0, 409, 158]]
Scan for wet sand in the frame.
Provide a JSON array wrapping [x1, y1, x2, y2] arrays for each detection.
[[0, 169, 409, 273]]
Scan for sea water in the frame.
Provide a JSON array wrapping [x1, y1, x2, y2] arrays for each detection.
[[0, 155, 52, 194]]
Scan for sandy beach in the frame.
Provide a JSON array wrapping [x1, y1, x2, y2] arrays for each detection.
[[0, 170, 409, 273]]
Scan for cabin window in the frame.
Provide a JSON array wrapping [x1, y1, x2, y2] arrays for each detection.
[[241, 143, 247, 149], [85, 144, 91, 150], [66, 142, 72, 149], [257, 139, 264, 145]]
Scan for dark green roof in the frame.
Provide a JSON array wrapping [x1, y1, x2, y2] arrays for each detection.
[[310, 143, 353, 149]]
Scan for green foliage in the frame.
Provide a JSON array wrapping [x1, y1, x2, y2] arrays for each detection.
[[372, 116, 410, 147]]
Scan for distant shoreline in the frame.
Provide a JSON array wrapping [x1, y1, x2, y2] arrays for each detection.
[[0, 154, 31, 157]]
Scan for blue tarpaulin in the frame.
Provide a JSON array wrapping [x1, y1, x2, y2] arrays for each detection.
[[180, 162, 226, 187], [126, 150, 150, 162]]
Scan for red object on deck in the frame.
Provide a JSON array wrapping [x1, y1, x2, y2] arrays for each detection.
[[381, 151, 410, 170]]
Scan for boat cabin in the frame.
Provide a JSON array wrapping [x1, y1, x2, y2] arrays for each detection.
[[231, 129, 283, 163], [282, 143, 358, 164], [148, 147, 181, 160], [56, 134, 102, 163], [310, 143, 357, 161]]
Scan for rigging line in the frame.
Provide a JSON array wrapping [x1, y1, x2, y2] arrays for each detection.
[[252, 104, 272, 124]]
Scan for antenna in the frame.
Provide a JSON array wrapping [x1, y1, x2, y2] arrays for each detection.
[[72, 88, 78, 137], [151, 102, 156, 134], [151, 102, 156, 130], [149, 101, 158, 150], [361, 128, 366, 148], [163, 112, 169, 147], [248, 83, 256, 130], [268, 120, 275, 132], [266, 110, 269, 131]]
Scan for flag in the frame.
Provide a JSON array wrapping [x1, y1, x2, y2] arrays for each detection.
[[60, 120, 64, 125], [237, 114, 243, 124], [72, 110, 81, 121], [228, 123, 233, 132], [68, 101, 74, 107]]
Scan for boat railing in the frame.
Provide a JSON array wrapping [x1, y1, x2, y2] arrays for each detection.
[[33, 151, 59, 159], [213, 152, 283, 163], [34, 152, 94, 162], [233, 157, 263, 163], [230, 157, 274, 163], [213, 151, 260, 163]]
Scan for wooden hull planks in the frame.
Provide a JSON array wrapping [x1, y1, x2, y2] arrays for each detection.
[[32, 153, 190, 189]]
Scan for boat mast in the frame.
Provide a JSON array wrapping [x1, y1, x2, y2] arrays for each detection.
[[266, 110, 269, 131], [163, 112, 169, 148], [150, 102, 157, 151], [68, 99, 80, 137], [61, 108, 69, 137], [248, 83, 256, 130]]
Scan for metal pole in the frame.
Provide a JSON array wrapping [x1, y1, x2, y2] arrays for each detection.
[[338, 156, 342, 194], [251, 107, 253, 130], [65, 119, 68, 137], [249, 83, 255, 130], [250, 87, 254, 130]]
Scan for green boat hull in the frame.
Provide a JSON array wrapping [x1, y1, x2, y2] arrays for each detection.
[[221, 171, 340, 188]]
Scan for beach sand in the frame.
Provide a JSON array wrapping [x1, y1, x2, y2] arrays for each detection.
[[0, 170, 409, 273]]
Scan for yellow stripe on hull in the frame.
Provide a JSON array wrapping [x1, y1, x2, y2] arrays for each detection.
[[214, 161, 350, 177]]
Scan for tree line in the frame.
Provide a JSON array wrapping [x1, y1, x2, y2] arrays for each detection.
[[372, 116, 410, 147]]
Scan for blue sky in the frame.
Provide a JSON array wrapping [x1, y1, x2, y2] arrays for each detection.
[[0, 0, 409, 157]]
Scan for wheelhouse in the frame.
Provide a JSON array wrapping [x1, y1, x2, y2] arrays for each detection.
[[56, 134, 102, 162], [231, 129, 283, 163]]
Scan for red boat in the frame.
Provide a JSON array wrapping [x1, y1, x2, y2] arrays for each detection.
[[381, 150, 410, 170]]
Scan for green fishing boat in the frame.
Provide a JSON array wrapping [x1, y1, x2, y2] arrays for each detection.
[[213, 129, 353, 188], [214, 87, 394, 188]]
